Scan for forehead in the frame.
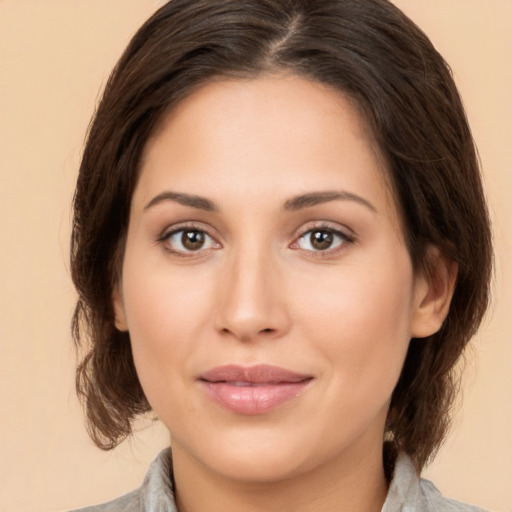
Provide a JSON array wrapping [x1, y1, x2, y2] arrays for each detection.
[[148, 74, 376, 152], [137, 73, 398, 221]]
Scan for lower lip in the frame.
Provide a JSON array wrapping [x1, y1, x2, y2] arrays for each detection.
[[200, 380, 312, 415]]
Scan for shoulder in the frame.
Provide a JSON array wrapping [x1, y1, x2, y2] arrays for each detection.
[[419, 478, 489, 512], [384, 452, 489, 512], [68, 448, 175, 512], [68, 489, 140, 512]]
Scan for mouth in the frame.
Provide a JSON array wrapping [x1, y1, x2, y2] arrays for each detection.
[[198, 364, 313, 415]]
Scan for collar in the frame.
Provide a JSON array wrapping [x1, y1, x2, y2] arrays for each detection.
[[137, 449, 448, 512]]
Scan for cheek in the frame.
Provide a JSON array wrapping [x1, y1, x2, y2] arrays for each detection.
[[120, 256, 217, 400], [293, 249, 415, 390]]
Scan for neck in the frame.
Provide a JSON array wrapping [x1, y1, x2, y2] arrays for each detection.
[[171, 443, 388, 512]]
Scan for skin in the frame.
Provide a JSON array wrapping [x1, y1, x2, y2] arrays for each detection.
[[114, 74, 454, 512]]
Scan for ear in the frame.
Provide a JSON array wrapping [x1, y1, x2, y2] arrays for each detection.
[[112, 281, 128, 332], [411, 246, 458, 339]]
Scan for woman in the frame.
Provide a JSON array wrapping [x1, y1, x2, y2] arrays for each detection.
[[70, 0, 492, 511]]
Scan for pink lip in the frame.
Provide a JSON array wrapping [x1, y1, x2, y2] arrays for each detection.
[[198, 364, 313, 415]]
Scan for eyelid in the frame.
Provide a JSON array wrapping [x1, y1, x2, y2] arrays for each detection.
[[155, 220, 355, 256], [157, 222, 222, 256], [290, 222, 356, 253]]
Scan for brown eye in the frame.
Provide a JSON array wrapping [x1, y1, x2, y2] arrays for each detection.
[[295, 227, 349, 253], [310, 230, 334, 251], [163, 228, 218, 254], [182, 230, 206, 251]]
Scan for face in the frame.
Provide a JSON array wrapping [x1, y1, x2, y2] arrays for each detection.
[[114, 74, 440, 484]]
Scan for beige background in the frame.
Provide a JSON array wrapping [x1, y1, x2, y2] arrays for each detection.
[[0, 1, 510, 511]]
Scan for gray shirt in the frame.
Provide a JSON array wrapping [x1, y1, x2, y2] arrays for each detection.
[[72, 449, 488, 512]]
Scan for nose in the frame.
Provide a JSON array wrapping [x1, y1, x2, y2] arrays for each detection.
[[214, 248, 291, 342]]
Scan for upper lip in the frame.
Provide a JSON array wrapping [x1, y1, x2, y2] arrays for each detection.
[[199, 364, 312, 384]]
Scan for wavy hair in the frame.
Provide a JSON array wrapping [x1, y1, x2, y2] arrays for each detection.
[[71, 0, 492, 471]]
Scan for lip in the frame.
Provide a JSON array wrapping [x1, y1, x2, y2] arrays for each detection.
[[198, 364, 313, 415]]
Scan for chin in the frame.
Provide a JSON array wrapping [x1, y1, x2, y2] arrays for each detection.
[[205, 446, 311, 484], [171, 425, 318, 484]]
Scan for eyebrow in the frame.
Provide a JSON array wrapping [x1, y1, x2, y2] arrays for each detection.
[[144, 191, 217, 212], [143, 189, 377, 214], [284, 191, 377, 213]]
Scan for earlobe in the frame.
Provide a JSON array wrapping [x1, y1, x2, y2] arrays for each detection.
[[411, 247, 458, 339], [112, 282, 129, 332]]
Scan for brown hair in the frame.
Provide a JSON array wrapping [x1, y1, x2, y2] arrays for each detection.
[[71, 0, 492, 471]]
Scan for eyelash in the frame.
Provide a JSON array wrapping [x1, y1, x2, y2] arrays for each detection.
[[157, 223, 220, 257], [157, 222, 355, 257], [291, 224, 356, 256]]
